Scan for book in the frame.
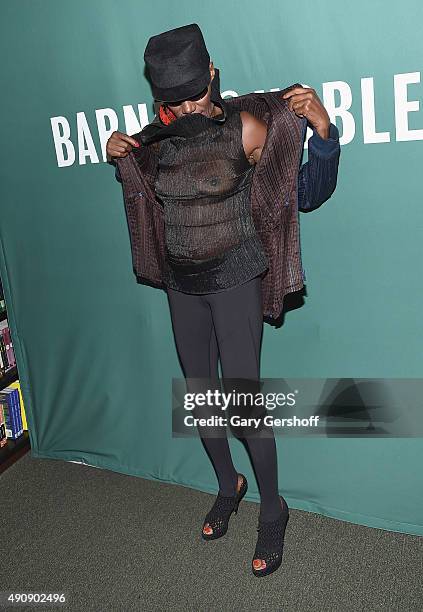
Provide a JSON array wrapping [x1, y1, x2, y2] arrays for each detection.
[[0, 390, 22, 439], [3, 326, 15, 367], [0, 403, 7, 447], [10, 388, 22, 433], [0, 319, 16, 373], [8, 380, 27, 431]]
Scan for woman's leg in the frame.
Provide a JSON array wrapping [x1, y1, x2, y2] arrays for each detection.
[[208, 277, 282, 522], [166, 287, 239, 497]]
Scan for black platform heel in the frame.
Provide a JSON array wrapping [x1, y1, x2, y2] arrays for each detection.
[[201, 473, 248, 541], [252, 495, 289, 577]]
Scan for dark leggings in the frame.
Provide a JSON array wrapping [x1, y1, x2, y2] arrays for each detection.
[[166, 275, 282, 522]]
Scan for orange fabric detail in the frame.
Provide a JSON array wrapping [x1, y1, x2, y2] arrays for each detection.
[[159, 105, 177, 125]]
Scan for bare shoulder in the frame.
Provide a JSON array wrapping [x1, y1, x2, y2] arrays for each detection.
[[239, 110, 267, 133], [239, 111, 268, 164]]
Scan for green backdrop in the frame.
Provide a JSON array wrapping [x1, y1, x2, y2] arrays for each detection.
[[1, 0, 423, 535]]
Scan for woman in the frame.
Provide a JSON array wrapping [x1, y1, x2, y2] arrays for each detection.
[[106, 23, 340, 577]]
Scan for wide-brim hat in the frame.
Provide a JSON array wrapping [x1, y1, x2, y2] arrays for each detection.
[[144, 23, 211, 103]]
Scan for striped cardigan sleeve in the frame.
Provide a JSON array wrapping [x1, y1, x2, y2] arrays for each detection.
[[298, 122, 341, 211]]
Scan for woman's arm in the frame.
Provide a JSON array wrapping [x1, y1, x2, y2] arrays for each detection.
[[241, 110, 341, 211], [106, 131, 141, 183], [297, 123, 341, 211], [282, 86, 341, 209]]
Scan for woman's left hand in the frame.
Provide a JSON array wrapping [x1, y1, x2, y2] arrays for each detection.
[[282, 86, 330, 139]]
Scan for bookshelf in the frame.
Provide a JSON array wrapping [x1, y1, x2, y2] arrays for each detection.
[[0, 432, 30, 475], [0, 279, 31, 475], [0, 365, 18, 389]]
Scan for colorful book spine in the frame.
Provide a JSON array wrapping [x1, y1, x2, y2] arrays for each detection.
[[7, 389, 19, 434], [11, 388, 23, 433], [0, 394, 19, 439], [0, 390, 22, 439], [8, 380, 27, 431], [0, 403, 7, 447], [0, 319, 16, 373], [9, 389, 21, 437], [3, 327, 16, 367]]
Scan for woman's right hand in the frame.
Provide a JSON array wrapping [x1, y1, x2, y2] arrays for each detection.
[[106, 131, 140, 161]]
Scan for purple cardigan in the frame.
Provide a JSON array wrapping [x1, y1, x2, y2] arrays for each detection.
[[114, 84, 340, 322]]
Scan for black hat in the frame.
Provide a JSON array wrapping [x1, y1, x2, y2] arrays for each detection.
[[144, 23, 211, 103]]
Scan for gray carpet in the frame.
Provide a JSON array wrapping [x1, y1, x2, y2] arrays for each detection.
[[1, 453, 422, 612]]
